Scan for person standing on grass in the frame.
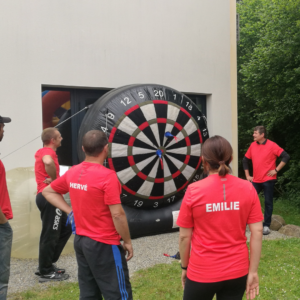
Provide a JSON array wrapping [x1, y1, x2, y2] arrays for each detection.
[[43, 130, 133, 300], [243, 126, 290, 235], [34, 128, 71, 282], [178, 136, 263, 300], [0, 116, 13, 300]]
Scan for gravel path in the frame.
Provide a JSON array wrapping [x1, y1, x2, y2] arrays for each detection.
[[7, 229, 292, 298]]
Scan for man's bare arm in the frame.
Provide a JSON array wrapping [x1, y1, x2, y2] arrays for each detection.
[[267, 161, 286, 177], [109, 204, 133, 261], [0, 207, 7, 224], [246, 221, 263, 299], [179, 227, 193, 289], [42, 186, 72, 214], [42, 155, 57, 181]]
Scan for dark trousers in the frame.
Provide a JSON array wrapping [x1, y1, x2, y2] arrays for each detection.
[[36, 192, 72, 275], [183, 275, 247, 300], [252, 180, 276, 227], [0, 222, 13, 300], [74, 235, 133, 300]]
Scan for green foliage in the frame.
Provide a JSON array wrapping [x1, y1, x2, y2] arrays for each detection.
[[237, 0, 300, 205], [9, 239, 300, 299]]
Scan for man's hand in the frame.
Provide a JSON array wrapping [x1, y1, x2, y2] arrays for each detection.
[[43, 178, 52, 184], [246, 176, 253, 182], [0, 208, 8, 224], [122, 241, 133, 261], [246, 272, 259, 299], [267, 170, 277, 177], [181, 270, 187, 289]]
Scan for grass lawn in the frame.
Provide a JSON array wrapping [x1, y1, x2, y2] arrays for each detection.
[[9, 238, 300, 300], [272, 199, 300, 226]]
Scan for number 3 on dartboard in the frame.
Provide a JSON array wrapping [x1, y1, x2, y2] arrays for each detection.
[[120, 97, 131, 106]]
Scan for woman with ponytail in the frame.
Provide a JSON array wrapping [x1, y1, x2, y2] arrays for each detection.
[[177, 136, 263, 300]]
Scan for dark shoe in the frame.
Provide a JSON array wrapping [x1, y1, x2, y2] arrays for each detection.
[[39, 271, 69, 283], [35, 264, 66, 276], [53, 263, 66, 274]]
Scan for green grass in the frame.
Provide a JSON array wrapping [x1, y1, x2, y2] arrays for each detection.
[[273, 199, 300, 226], [259, 196, 300, 226], [9, 239, 300, 300]]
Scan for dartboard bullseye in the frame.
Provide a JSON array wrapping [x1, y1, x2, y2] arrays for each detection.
[[78, 84, 209, 209]]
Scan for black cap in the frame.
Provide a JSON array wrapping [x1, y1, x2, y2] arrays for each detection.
[[0, 116, 11, 123]]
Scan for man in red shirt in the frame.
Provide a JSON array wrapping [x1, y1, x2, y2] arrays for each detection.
[[43, 130, 133, 300], [0, 115, 13, 300], [34, 128, 71, 282], [243, 126, 290, 235]]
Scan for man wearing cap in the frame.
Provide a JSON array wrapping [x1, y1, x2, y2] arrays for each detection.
[[243, 126, 290, 235], [0, 116, 13, 300]]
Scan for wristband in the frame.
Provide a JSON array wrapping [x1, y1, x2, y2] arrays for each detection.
[[275, 168, 278, 173], [181, 264, 188, 270]]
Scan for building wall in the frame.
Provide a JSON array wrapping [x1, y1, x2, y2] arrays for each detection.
[[0, 0, 237, 257]]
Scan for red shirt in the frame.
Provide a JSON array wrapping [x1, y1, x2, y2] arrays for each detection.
[[177, 174, 263, 283], [35, 147, 60, 193], [50, 162, 122, 245], [245, 140, 284, 183], [0, 160, 13, 220]]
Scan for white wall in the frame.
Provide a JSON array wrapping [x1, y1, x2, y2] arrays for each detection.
[[0, 0, 237, 171], [0, 0, 237, 257]]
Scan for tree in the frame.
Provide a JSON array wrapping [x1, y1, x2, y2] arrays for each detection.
[[237, 0, 300, 204]]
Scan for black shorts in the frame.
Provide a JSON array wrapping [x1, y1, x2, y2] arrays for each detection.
[[74, 235, 133, 300], [183, 275, 247, 300]]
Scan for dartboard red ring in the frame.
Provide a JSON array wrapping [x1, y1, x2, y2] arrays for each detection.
[[77, 84, 209, 209], [108, 100, 202, 200]]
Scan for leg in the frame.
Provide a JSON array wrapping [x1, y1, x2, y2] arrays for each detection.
[[81, 237, 133, 300], [36, 193, 61, 274], [52, 211, 72, 264], [0, 222, 13, 300], [252, 182, 263, 195], [216, 275, 247, 300], [74, 235, 102, 300], [183, 277, 218, 300], [262, 180, 276, 227]]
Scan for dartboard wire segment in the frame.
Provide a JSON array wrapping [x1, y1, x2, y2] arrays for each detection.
[[108, 101, 202, 200]]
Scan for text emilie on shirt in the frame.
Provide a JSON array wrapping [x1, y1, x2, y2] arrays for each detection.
[[206, 202, 239, 212]]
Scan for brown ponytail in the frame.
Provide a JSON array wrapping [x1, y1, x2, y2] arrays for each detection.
[[201, 136, 233, 176]]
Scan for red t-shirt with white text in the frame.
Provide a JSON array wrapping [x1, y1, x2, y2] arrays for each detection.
[[177, 174, 263, 283], [245, 140, 283, 183], [35, 147, 60, 193], [50, 162, 122, 245], [0, 160, 13, 219]]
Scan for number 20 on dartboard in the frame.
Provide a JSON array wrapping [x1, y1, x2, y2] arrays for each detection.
[[154, 90, 164, 98]]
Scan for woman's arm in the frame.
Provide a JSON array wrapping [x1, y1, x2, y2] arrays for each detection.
[[246, 221, 263, 300], [179, 227, 193, 289]]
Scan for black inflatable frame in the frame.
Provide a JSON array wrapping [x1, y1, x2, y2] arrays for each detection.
[[64, 84, 209, 238]]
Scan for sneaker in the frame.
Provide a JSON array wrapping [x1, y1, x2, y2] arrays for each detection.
[[263, 226, 271, 235], [39, 271, 69, 283], [35, 264, 66, 276]]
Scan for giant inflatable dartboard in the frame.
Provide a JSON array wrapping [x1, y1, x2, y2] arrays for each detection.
[[78, 84, 209, 210]]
